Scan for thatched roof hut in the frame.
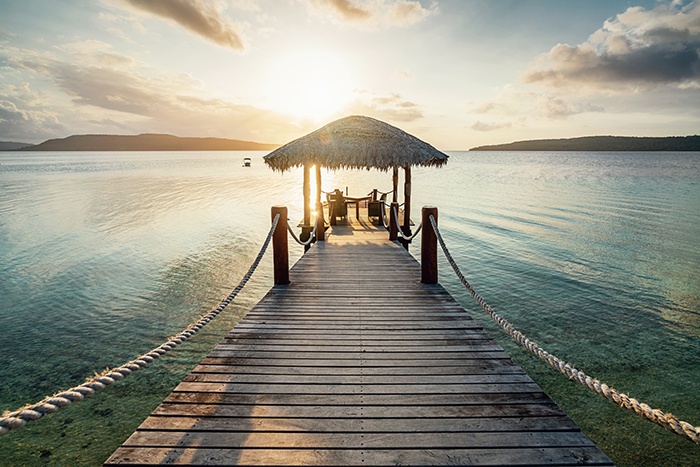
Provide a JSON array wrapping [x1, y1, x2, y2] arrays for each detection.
[[264, 115, 448, 171], [264, 115, 448, 237]]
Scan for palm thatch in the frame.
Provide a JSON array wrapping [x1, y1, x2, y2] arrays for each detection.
[[264, 115, 448, 171]]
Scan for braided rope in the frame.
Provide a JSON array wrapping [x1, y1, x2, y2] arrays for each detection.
[[0, 213, 281, 437], [286, 218, 318, 246], [392, 205, 422, 241], [381, 204, 391, 229], [428, 215, 699, 444]]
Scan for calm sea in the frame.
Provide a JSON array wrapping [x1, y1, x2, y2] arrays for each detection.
[[0, 151, 698, 466]]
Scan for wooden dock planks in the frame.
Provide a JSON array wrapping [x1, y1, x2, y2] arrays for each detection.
[[105, 218, 613, 466]]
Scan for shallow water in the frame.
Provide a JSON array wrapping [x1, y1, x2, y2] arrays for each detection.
[[0, 150, 698, 466]]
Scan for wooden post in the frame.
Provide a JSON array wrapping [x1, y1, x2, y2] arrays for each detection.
[[403, 165, 411, 237], [315, 165, 324, 241], [271, 206, 289, 285], [316, 201, 325, 241], [392, 167, 398, 203], [329, 201, 336, 226], [421, 206, 438, 284], [389, 202, 399, 241], [303, 164, 311, 227], [315, 165, 322, 212]]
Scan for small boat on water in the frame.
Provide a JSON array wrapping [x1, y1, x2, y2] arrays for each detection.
[[243, 157, 251, 167]]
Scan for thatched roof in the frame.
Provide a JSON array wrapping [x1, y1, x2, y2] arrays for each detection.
[[264, 115, 448, 171]]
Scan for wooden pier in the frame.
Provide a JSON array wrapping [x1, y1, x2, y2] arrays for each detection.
[[105, 209, 613, 466]]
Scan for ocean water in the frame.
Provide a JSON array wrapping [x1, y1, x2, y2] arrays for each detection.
[[0, 150, 698, 466]]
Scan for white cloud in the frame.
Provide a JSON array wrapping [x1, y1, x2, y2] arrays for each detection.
[[0, 99, 64, 142], [522, 0, 700, 90], [306, 0, 436, 28], [535, 95, 605, 119], [346, 90, 424, 121], [470, 121, 512, 132]]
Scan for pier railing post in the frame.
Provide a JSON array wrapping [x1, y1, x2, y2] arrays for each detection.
[[271, 206, 290, 285], [421, 206, 438, 284], [329, 201, 337, 226], [389, 202, 399, 241]]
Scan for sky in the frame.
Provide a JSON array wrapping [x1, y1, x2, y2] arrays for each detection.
[[1, 0, 699, 149]]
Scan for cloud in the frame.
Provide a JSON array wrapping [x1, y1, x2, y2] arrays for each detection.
[[470, 121, 512, 132], [0, 99, 64, 142], [310, 0, 372, 22], [346, 91, 423, 122], [535, 96, 604, 119], [470, 85, 536, 117], [306, 0, 435, 28], [123, 0, 246, 50], [388, 0, 434, 25], [471, 84, 605, 122], [0, 26, 14, 40], [522, 1, 700, 90]]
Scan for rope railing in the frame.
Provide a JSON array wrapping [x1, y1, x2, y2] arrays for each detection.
[[0, 213, 281, 437], [368, 189, 393, 197], [427, 214, 700, 445], [286, 217, 318, 246], [392, 204, 422, 241], [381, 203, 391, 229]]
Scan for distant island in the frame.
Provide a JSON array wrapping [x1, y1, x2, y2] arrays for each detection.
[[2, 133, 279, 151], [0, 141, 33, 150], [470, 135, 700, 151]]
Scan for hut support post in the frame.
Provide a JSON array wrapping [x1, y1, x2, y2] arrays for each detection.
[[389, 202, 399, 241], [315, 208, 325, 242], [315, 165, 322, 210], [315, 165, 325, 241], [421, 206, 438, 284], [403, 165, 412, 236], [392, 167, 398, 203], [303, 164, 311, 227], [271, 206, 290, 285]]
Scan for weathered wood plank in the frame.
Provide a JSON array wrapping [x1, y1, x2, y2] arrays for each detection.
[[106, 447, 614, 466], [182, 373, 535, 384], [135, 415, 580, 432], [191, 363, 525, 375], [205, 351, 513, 360], [152, 403, 568, 419], [161, 391, 559, 406], [121, 431, 596, 449], [212, 344, 503, 352], [219, 337, 494, 345], [198, 357, 515, 367], [172, 381, 544, 395]]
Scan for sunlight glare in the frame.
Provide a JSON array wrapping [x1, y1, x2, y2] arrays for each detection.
[[264, 49, 354, 120]]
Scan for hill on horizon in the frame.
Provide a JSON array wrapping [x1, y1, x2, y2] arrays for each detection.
[[11, 133, 279, 151], [0, 141, 33, 150], [470, 135, 700, 152]]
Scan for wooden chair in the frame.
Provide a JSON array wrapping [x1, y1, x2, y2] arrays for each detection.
[[327, 189, 347, 221]]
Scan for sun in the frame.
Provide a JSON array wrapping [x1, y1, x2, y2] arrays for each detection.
[[264, 49, 355, 120]]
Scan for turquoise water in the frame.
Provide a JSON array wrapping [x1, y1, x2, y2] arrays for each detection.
[[0, 151, 698, 465]]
